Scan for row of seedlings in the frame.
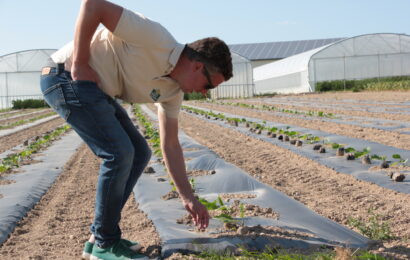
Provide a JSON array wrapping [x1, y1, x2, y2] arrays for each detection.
[[0, 111, 56, 130], [0, 125, 71, 174], [200, 100, 337, 119], [182, 105, 406, 182]]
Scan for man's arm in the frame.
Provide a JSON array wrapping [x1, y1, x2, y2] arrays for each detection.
[[158, 109, 210, 230], [71, 0, 123, 82]]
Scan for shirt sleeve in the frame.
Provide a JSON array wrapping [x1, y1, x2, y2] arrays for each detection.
[[113, 8, 176, 47], [155, 91, 184, 119]]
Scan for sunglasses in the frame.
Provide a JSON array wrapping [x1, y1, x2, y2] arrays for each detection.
[[202, 65, 215, 90]]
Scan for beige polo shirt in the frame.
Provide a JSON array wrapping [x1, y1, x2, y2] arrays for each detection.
[[51, 8, 184, 118]]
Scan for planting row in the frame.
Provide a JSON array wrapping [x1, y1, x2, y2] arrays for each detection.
[[198, 100, 410, 134], [0, 125, 71, 175], [0, 108, 45, 119], [243, 98, 410, 117], [131, 105, 375, 259], [190, 101, 410, 152], [182, 105, 410, 193], [0, 108, 51, 123], [0, 126, 82, 246], [0, 111, 56, 131]]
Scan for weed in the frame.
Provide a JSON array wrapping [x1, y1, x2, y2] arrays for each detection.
[[347, 210, 393, 240]]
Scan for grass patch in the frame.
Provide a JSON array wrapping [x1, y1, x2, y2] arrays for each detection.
[[12, 99, 50, 109], [316, 76, 410, 92]]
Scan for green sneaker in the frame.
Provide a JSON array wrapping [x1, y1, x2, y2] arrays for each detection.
[[82, 240, 142, 260], [82, 241, 94, 259], [90, 240, 148, 260]]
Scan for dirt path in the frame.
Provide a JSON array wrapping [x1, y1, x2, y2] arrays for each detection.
[[0, 144, 161, 259], [189, 101, 410, 151], [0, 117, 65, 154]]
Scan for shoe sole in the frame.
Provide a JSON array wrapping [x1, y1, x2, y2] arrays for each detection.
[[82, 251, 91, 260], [83, 243, 141, 259], [90, 256, 148, 260]]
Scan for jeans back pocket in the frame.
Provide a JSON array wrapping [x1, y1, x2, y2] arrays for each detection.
[[42, 83, 71, 120]]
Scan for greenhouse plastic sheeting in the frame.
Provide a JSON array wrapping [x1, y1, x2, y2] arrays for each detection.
[[0, 131, 83, 245], [133, 105, 369, 258], [185, 105, 410, 194], [254, 33, 410, 94]]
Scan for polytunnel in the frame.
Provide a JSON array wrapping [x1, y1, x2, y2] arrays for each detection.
[[210, 52, 254, 99], [0, 49, 56, 109], [254, 33, 410, 94]]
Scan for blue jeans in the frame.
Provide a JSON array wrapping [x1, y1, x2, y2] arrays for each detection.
[[40, 69, 151, 248]]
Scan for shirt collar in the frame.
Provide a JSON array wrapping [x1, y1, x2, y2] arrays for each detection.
[[168, 43, 185, 67]]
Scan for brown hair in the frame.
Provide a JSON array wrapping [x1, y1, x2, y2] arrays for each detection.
[[184, 37, 233, 81]]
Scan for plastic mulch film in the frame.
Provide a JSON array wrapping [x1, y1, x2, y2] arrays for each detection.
[[0, 131, 83, 245], [132, 105, 369, 258]]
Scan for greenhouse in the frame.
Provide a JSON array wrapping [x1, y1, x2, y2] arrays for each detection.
[[209, 52, 254, 99], [254, 33, 410, 94], [0, 49, 56, 109]]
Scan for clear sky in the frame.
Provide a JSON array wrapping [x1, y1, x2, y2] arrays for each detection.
[[1, 0, 409, 56]]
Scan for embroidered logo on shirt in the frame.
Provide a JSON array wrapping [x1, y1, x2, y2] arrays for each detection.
[[150, 89, 161, 101]]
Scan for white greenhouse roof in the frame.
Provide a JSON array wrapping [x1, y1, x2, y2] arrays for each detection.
[[255, 33, 410, 81], [0, 49, 56, 73]]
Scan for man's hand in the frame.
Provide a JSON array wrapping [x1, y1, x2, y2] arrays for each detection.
[[156, 110, 210, 229], [71, 63, 100, 83], [183, 197, 210, 230]]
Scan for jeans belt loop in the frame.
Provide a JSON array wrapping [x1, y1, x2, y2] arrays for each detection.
[[57, 63, 65, 74]]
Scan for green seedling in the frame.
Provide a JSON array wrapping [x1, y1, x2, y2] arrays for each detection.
[[331, 143, 341, 149], [354, 147, 371, 158], [214, 213, 237, 223], [345, 147, 356, 153], [198, 198, 220, 210], [391, 154, 408, 166], [189, 178, 196, 192]]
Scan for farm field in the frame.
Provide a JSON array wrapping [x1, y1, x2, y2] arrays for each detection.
[[0, 91, 409, 259]]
